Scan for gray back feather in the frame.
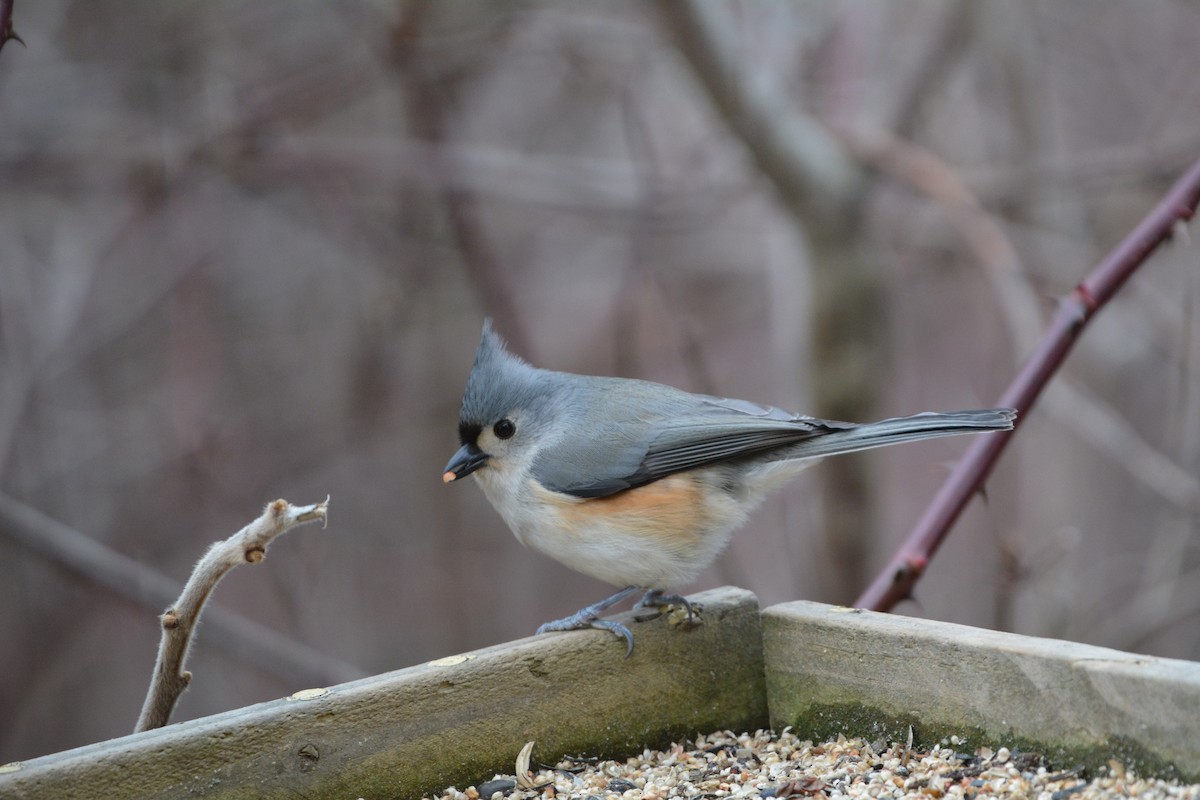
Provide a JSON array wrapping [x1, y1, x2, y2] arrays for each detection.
[[461, 321, 1013, 499]]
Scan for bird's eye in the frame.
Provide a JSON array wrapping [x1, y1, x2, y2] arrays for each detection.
[[493, 419, 516, 440]]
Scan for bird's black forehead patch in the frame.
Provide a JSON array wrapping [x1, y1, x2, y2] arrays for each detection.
[[458, 421, 482, 446]]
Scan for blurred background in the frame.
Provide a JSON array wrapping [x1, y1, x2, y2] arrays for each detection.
[[2, 0, 1199, 762]]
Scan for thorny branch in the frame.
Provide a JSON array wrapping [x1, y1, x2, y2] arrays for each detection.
[[135, 498, 330, 732], [856, 156, 1200, 612], [846, 128, 1200, 512]]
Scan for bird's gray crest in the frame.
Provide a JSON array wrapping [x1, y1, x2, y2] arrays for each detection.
[[459, 320, 539, 425]]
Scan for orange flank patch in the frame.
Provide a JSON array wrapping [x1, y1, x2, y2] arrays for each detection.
[[550, 474, 710, 547]]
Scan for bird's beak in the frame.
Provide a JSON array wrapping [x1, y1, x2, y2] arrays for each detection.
[[442, 444, 488, 483]]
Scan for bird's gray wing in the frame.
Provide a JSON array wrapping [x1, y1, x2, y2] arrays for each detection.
[[534, 391, 847, 499]]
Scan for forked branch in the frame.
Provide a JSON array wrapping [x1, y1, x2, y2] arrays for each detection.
[[1, 0, 23, 53], [135, 497, 330, 732]]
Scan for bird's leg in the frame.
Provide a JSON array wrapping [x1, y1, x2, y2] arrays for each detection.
[[536, 585, 641, 656], [633, 589, 699, 624]]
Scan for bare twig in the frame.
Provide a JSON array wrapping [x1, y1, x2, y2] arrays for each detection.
[[0, 0, 23, 53], [0, 491, 364, 690], [135, 498, 330, 732], [856, 156, 1200, 612]]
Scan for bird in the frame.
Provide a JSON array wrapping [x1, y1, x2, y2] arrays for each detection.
[[443, 320, 1014, 654]]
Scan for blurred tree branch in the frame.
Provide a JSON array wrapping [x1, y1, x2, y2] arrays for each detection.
[[657, 1, 879, 602], [136, 498, 330, 731], [657, 2, 863, 223], [856, 156, 1200, 612], [391, 2, 531, 356], [883, 4, 971, 139], [0, 0, 22, 53], [0, 492, 365, 691]]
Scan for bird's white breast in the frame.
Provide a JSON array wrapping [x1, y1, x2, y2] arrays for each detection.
[[474, 464, 761, 589]]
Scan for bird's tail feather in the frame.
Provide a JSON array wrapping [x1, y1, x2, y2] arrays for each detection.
[[780, 408, 1015, 462]]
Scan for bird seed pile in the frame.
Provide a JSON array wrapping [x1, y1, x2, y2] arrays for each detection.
[[425, 729, 1200, 800]]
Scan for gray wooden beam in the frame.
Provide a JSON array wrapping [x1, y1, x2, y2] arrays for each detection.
[[763, 602, 1200, 781], [1, 586, 767, 800]]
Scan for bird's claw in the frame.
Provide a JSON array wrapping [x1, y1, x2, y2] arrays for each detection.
[[534, 586, 700, 657], [537, 613, 635, 657], [589, 618, 635, 656], [536, 585, 639, 655]]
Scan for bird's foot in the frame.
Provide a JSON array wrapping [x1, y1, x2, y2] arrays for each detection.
[[633, 590, 703, 628], [536, 585, 640, 656]]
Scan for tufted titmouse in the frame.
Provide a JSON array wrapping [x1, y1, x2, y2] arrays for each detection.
[[443, 321, 1014, 653]]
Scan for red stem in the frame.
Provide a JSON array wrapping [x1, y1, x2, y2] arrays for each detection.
[[855, 156, 1200, 612]]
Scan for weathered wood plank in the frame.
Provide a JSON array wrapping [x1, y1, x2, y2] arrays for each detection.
[[763, 602, 1200, 780], [1, 586, 767, 800]]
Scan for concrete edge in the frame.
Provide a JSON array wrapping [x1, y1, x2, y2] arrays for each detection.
[[0, 586, 768, 800], [762, 601, 1200, 781]]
